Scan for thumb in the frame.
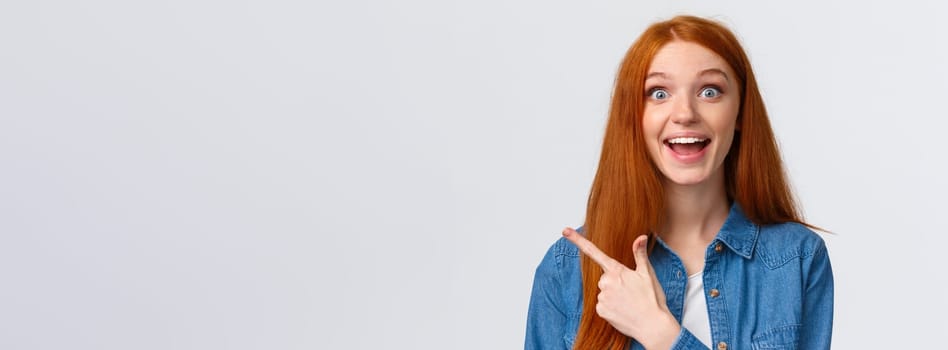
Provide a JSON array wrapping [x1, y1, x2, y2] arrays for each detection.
[[632, 234, 650, 271]]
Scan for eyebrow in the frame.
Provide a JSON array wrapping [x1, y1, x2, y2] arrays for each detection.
[[699, 68, 730, 82], [646, 68, 730, 83]]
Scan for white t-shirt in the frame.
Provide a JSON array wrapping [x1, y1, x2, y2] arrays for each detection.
[[681, 272, 712, 347]]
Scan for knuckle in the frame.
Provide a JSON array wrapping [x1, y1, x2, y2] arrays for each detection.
[[595, 302, 607, 316], [599, 275, 614, 288]]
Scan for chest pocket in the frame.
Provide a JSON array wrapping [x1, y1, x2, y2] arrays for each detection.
[[751, 324, 800, 350]]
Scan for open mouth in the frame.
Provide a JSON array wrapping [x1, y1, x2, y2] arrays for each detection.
[[664, 136, 710, 156]]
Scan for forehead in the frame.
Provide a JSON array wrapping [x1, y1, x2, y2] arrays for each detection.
[[647, 41, 733, 78]]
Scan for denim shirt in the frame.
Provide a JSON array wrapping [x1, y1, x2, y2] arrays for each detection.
[[525, 204, 833, 349]]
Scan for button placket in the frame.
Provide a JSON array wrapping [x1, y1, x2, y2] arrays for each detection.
[[704, 252, 729, 350]]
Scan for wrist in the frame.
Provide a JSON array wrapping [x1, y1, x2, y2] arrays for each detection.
[[640, 313, 681, 350]]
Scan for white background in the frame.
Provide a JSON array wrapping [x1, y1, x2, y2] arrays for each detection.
[[1, 0, 946, 349]]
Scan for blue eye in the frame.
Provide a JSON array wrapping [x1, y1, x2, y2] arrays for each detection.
[[700, 87, 721, 98], [649, 89, 669, 100]]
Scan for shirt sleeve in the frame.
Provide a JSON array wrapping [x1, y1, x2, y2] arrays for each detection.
[[525, 242, 568, 350], [799, 240, 834, 349], [668, 328, 711, 350]]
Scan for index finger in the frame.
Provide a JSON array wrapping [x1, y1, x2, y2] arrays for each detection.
[[562, 227, 619, 271]]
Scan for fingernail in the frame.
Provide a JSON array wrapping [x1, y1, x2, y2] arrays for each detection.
[[562, 228, 571, 236]]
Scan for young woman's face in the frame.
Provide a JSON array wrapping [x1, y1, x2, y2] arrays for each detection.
[[642, 41, 741, 186]]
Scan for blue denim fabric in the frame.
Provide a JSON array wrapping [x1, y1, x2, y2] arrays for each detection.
[[525, 204, 833, 349]]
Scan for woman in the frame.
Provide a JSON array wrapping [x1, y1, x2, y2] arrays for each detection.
[[525, 15, 833, 350]]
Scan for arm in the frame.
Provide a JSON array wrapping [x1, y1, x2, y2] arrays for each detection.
[[799, 241, 834, 349], [525, 244, 568, 350]]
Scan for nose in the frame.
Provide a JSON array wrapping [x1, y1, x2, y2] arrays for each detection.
[[670, 95, 698, 126]]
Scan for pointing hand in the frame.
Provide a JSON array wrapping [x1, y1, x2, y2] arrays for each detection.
[[562, 227, 681, 348]]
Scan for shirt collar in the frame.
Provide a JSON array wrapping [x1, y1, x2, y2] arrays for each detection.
[[715, 202, 760, 259], [579, 202, 760, 259]]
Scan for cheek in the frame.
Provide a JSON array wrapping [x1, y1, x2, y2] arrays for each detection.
[[713, 116, 739, 155], [641, 108, 664, 138], [700, 104, 739, 133], [640, 111, 664, 156]]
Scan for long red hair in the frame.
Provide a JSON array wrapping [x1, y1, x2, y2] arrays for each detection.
[[575, 15, 807, 349]]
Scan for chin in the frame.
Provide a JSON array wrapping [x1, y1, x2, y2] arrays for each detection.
[[666, 178, 707, 186], [661, 170, 711, 186]]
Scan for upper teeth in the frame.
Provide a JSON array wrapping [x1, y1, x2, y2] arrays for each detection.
[[668, 137, 706, 144]]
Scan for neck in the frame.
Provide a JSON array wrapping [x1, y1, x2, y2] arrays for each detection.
[[659, 171, 730, 243]]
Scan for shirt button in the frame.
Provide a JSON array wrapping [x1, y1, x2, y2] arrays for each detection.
[[714, 242, 723, 252], [676, 270, 682, 278], [709, 288, 720, 298], [717, 341, 727, 350]]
